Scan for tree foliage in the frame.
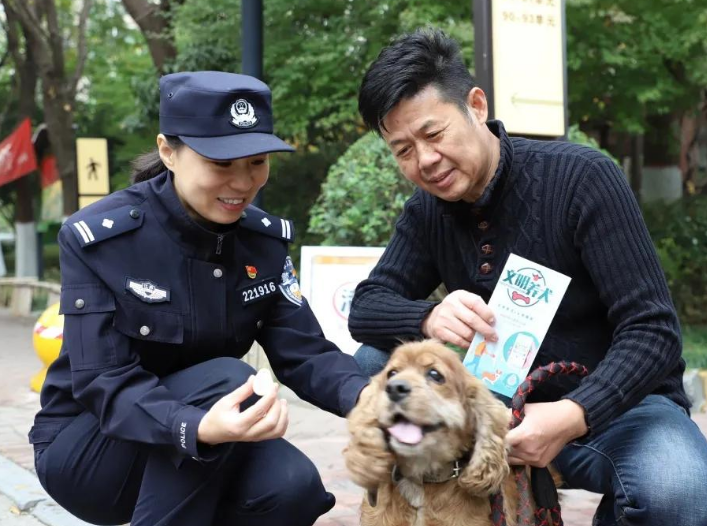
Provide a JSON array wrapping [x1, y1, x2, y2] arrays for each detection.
[[567, 0, 707, 134], [2, 0, 707, 239], [76, 0, 155, 189], [124, 0, 473, 144], [307, 132, 413, 246], [263, 0, 473, 145]]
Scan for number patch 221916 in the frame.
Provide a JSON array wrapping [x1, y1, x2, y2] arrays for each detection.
[[239, 278, 278, 306]]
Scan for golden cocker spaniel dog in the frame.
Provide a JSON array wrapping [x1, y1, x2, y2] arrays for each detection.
[[345, 340, 523, 526]]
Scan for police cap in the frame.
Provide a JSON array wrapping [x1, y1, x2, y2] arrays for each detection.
[[159, 71, 294, 161]]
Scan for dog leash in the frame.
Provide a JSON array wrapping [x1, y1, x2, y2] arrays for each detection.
[[490, 361, 589, 526]]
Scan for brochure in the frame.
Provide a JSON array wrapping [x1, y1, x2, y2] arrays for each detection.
[[462, 253, 571, 398]]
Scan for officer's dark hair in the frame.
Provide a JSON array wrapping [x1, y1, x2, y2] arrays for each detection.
[[358, 28, 477, 134], [130, 135, 184, 184]]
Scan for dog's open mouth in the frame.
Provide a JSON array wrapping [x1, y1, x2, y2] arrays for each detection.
[[385, 414, 444, 445]]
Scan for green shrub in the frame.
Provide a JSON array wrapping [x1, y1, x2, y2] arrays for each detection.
[[308, 132, 414, 246], [266, 143, 349, 267], [567, 124, 619, 165], [643, 195, 707, 325]]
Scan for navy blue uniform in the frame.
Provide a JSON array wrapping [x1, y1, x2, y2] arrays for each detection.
[[29, 171, 369, 525]]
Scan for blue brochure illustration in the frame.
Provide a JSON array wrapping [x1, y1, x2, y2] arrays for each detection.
[[463, 254, 571, 398]]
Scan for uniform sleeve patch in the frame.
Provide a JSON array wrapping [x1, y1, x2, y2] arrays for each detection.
[[279, 256, 303, 307]]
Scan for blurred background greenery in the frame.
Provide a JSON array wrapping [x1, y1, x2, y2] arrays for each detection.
[[0, 0, 706, 365]]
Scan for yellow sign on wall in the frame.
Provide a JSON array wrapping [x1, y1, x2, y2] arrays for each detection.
[[76, 138, 110, 196], [491, 0, 566, 137]]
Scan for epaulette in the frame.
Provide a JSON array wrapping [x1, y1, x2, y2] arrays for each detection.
[[239, 205, 295, 243], [68, 204, 145, 248]]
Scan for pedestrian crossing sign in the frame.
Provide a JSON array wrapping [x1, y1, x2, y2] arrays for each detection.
[[77, 138, 109, 197]]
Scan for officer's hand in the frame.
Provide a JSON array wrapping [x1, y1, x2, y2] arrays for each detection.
[[506, 400, 588, 467], [421, 290, 497, 348], [197, 375, 289, 445]]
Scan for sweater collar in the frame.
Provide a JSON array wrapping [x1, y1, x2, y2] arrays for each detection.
[[439, 119, 513, 215], [147, 171, 239, 259]]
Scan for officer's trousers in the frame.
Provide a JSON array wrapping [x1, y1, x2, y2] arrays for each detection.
[[34, 357, 335, 526]]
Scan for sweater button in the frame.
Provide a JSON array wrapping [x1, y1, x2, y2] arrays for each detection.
[[480, 262, 493, 274], [478, 221, 490, 231], [481, 244, 494, 255]]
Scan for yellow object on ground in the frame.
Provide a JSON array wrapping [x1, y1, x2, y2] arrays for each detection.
[[31, 302, 63, 392]]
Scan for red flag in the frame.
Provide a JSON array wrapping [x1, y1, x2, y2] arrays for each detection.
[[40, 155, 59, 188], [0, 118, 38, 188]]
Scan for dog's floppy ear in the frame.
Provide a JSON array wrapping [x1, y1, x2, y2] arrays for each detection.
[[458, 375, 510, 496], [344, 381, 395, 492]]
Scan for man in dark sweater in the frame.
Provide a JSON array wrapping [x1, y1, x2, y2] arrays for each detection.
[[348, 29, 707, 525]]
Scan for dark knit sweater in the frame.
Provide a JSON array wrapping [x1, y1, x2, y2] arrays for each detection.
[[348, 120, 689, 436]]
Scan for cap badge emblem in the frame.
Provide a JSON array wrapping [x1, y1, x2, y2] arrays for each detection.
[[230, 99, 258, 128]]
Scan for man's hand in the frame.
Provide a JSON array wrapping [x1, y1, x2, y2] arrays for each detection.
[[421, 290, 497, 348], [506, 399, 588, 467], [197, 375, 289, 445]]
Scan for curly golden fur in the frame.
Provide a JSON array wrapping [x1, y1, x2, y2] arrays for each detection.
[[345, 340, 523, 526]]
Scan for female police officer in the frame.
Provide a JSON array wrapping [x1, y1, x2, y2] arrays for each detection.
[[28, 71, 370, 526]]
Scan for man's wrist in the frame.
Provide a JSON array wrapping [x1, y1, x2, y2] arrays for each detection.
[[561, 399, 589, 440], [420, 308, 434, 338]]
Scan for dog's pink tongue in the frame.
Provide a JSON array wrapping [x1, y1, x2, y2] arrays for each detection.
[[388, 422, 423, 444]]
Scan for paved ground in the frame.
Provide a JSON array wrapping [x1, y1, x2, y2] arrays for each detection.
[[0, 494, 46, 526], [1, 307, 705, 526]]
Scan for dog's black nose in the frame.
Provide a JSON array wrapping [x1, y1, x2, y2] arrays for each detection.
[[386, 379, 411, 402]]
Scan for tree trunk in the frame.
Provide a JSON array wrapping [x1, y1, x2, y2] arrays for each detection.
[[679, 96, 707, 196], [679, 110, 699, 195], [7, 0, 92, 216], [3, 0, 39, 276], [121, 0, 178, 73], [41, 81, 78, 215]]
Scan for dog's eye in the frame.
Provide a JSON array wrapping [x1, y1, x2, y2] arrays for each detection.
[[387, 369, 398, 379], [426, 369, 445, 384]]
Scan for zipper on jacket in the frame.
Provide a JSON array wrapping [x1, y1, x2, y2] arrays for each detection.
[[216, 234, 224, 255]]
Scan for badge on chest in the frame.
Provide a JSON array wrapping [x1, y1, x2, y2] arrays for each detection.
[[126, 277, 171, 303], [239, 277, 279, 306]]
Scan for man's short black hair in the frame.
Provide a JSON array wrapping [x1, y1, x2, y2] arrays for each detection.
[[358, 28, 477, 134]]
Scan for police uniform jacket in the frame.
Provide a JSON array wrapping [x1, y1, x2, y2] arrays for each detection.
[[30, 171, 369, 461]]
